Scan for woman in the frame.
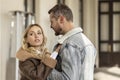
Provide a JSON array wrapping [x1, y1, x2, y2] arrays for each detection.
[[16, 24, 60, 80]]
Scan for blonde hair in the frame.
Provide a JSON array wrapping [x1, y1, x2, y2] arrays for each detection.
[[22, 24, 47, 53]]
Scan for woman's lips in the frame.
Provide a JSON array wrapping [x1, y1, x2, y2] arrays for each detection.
[[35, 39, 40, 42]]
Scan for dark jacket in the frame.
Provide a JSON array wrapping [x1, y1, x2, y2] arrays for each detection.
[[19, 58, 52, 80], [16, 48, 57, 80]]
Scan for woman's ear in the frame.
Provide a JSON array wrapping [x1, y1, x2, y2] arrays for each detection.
[[25, 38, 29, 43]]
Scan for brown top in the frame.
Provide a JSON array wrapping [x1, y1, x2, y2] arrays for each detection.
[[16, 47, 57, 68]]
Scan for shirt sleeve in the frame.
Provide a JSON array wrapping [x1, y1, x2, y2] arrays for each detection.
[[50, 51, 58, 59]]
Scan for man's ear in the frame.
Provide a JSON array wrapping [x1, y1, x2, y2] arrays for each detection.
[[59, 16, 64, 23]]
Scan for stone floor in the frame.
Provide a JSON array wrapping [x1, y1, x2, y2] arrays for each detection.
[[94, 66, 120, 80]]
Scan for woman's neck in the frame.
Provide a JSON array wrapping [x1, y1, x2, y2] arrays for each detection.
[[34, 47, 40, 50]]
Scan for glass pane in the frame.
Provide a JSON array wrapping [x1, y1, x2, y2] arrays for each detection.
[[100, 15, 109, 40], [9, 11, 26, 57], [101, 43, 110, 52], [113, 43, 120, 52], [113, 14, 120, 40], [113, 2, 120, 12], [101, 3, 109, 12]]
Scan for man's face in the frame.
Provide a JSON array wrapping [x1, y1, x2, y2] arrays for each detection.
[[49, 13, 62, 36]]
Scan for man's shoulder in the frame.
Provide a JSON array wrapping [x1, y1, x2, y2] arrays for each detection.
[[64, 33, 94, 49]]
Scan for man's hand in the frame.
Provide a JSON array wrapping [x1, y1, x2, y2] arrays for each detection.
[[55, 44, 62, 52]]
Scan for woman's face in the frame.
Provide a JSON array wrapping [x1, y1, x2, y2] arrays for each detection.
[[26, 26, 43, 47]]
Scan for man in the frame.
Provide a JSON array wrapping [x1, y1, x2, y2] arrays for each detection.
[[47, 4, 96, 80]]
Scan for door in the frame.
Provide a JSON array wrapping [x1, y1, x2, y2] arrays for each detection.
[[99, 0, 120, 67]]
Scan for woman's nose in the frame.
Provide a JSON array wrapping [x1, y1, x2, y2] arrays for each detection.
[[35, 33, 39, 38]]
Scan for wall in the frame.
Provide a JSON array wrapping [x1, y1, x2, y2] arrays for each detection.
[[0, 0, 24, 80], [0, 0, 1, 80], [83, 0, 99, 67], [35, 0, 58, 52], [66, 0, 80, 27]]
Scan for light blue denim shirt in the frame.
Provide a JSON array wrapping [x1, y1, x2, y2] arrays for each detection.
[[47, 27, 96, 80]]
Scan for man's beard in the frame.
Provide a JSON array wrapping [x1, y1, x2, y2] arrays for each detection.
[[55, 28, 62, 36]]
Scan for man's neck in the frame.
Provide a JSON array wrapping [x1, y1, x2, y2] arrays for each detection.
[[64, 22, 74, 34]]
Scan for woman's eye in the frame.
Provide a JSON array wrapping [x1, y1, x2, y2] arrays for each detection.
[[38, 32, 42, 35], [29, 33, 33, 36]]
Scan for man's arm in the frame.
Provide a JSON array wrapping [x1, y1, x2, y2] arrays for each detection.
[[48, 43, 83, 80]]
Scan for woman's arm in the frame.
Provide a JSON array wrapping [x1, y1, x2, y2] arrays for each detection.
[[19, 58, 52, 80]]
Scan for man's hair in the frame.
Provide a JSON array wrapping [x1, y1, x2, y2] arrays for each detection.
[[48, 4, 73, 22]]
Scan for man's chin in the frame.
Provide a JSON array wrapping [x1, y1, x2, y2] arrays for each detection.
[[55, 33, 60, 36]]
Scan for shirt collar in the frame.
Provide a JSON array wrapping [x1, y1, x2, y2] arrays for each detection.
[[58, 27, 83, 44]]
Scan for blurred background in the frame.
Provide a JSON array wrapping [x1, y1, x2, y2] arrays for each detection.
[[0, 0, 120, 80]]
